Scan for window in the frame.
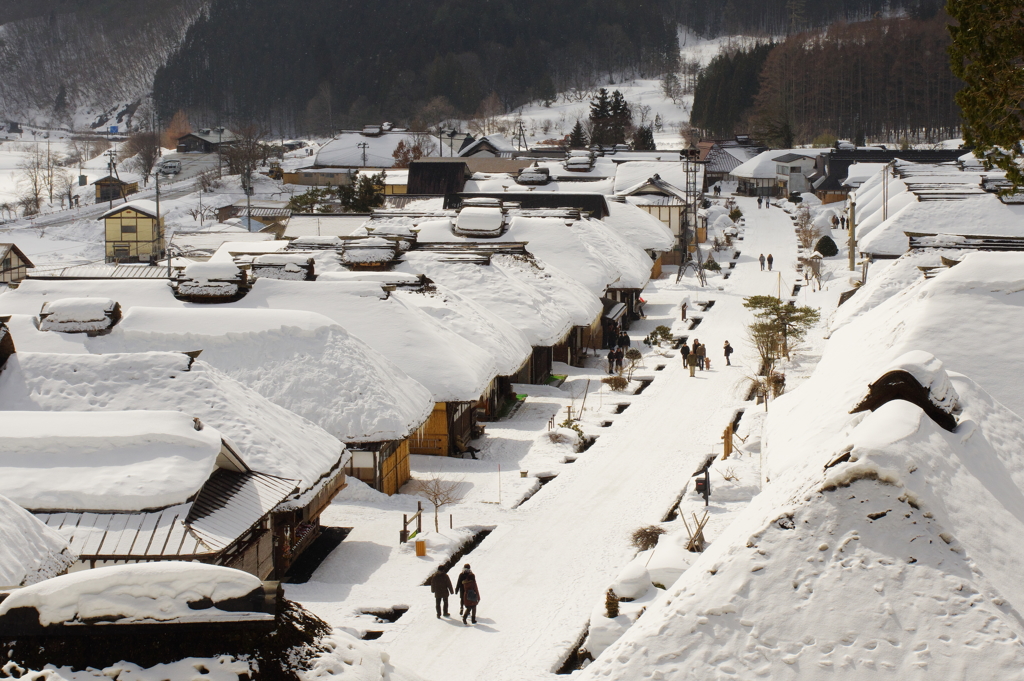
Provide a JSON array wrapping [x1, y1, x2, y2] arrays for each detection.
[[1, 257, 10, 270], [121, 222, 137, 234], [113, 244, 130, 256], [790, 166, 801, 173]]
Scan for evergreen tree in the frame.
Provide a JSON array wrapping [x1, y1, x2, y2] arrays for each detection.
[[589, 88, 613, 146], [661, 72, 683, 104], [568, 120, 589, 149], [631, 124, 656, 151], [948, 0, 1024, 191], [609, 90, 632, 145]]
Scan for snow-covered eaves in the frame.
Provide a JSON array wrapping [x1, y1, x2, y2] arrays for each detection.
[[0, 351, 347, 499], [0, 410, 223, 513], [731, 149, 823, 180], [98, 200, 159, 220], [601, 201, 674, 253], [0, 494, 75, 588]]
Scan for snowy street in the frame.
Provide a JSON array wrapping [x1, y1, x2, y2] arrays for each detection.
[[287, 197, 800, 680]]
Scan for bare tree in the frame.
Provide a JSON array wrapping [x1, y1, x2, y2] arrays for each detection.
[[120, 131, 161, 185], [0, 202, 14, 221], [53, 167, 75, 209], [17, 148, 45, 214], [414, 474, 465, 532], [224, 123, 269, 179], [794, 205, 818, 250]]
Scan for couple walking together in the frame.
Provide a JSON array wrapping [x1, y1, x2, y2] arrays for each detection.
[[431, 564, 481, 625]]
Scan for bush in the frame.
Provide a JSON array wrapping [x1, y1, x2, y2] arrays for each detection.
[[602, 375, 629, 391], [815, 234, 839, 257], [605, 588, 619, 618], [704, 256, 721, 272], [728, 207, 743, 221], [630, 525, 667, 551]]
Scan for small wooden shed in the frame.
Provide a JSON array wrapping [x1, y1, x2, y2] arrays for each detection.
[[0, 243, 33, 283], [92, 175, 139, 203]]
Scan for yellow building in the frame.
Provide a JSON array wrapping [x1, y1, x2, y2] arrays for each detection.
[[100, 200, 165, 264]]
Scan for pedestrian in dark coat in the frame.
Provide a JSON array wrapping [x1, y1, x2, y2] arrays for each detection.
[[767, 254, 774, 271], [695, 342, 706, 370], [679, 342, 690, 365], [456, 564, 473, 615], [617, 331, 630, 349], [757, 196, 763, 209], [759, 254, 765, 271], [723, 341, 734, 366], [456, 567, 480, 624], [430, 568, 454, 618], [841, 215, 847, 229]]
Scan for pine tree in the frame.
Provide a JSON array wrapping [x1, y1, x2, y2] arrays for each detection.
[[661, 72, 683, 104], [568, 120, 589, 149], [589, 88, 613, 146], [948, 0, 1024, 191], [631, 124, 656, 150], [609, 90, 633, 145]]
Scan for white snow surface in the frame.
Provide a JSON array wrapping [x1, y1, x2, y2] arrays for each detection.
[[0, 493, 75, 588], [0, 352, 345, 502], [602, 201, 674, 252], [583, 251, 1024, 678], [0, 410, 222, 512], [0, 562, 266, 626]]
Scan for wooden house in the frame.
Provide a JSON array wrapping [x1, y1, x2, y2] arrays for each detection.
[[100, 200, 164, 264], [616, 174, 707, 244], [0, 349, 352, 579], [176, 128, 238, 153], [0, 243, 33, 283], [0, 410, 298, 579], [92, 175, 139, 203]]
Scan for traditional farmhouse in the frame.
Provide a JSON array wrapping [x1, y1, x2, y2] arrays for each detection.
[[314, 126, 428, 168], [0, 243, 33, 284], [811, 146, 968, 204], [731, 149, 823, 197], [176, 128, 238, 153], [0, 348, 351, 577], [697, 136, 766, 188], [92, 175, 139, 203], [458, 134, 518, 158], [100, 200, 164, 264], [0, 409, 297, 579]]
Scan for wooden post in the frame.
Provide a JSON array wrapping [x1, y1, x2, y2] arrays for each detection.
[[400, 515, 409, 544], [416, 501, 422, 535], [722, 424, 733, 459]]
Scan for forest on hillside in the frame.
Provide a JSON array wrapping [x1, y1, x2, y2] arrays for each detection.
[[153, 0, 679, 133], [690, 15, 962, 144]]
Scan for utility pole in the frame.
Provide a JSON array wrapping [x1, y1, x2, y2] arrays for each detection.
[[848, 201, 857, 271], [155, 167, 162, 267], [358, 141, 369, 167]]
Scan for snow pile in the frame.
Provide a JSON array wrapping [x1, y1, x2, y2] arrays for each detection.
[[602, 201, 674, 252], [0, 410, 222, 512], [0, 352, 346, 505], [39, 298, 118, 334], [342, 237, 396, 264], [453, 207, 505, 237], [396, 285, 532, 377], [176, 262, 244, 298], [0, 562, 267, 627], [250, 254, 314, 280], [0, 494, 75, 588], [582, 256, 1024, 678]]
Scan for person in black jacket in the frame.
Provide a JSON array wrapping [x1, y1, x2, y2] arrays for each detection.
[[617, 330, 630, 349], [456, 565, 480, 625], [430, 567, 454, 618], [723, 341, 734, 366], [767, 253, 774, 271]]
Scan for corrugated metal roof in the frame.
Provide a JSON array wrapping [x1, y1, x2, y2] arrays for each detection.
[[29, 264, 170, 279], [37, 470, 296, 559], [38, 505, 207, 560], [187, 469, 296, 551]]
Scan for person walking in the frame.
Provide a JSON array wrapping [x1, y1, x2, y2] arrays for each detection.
[[767, 254, 774, 271], [695, 341, 706, 371], [456, 564, 473, 616], [759, 254, 766, 271], [723, 340, 734, 366], [757, 196, 762, 209], [617, 330, 630, 349], [841, 215, 847, 229], [430, 567, 454, 618], [457, 566, 480, 625], [679, 341, 690, 369], [686, 347, 699, 377], [607, 347, 620, 375]]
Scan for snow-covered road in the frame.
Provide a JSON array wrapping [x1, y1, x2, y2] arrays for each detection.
[[291, 197, 799, 680]]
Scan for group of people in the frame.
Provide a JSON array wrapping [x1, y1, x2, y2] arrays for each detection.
[[680, 339, 734, 376], [756, 196, 772, 209], [431, 564, 481, 625], [607, 329, 631, 375], [830, 214, 848, 229], [758, 253, 774, 271]]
